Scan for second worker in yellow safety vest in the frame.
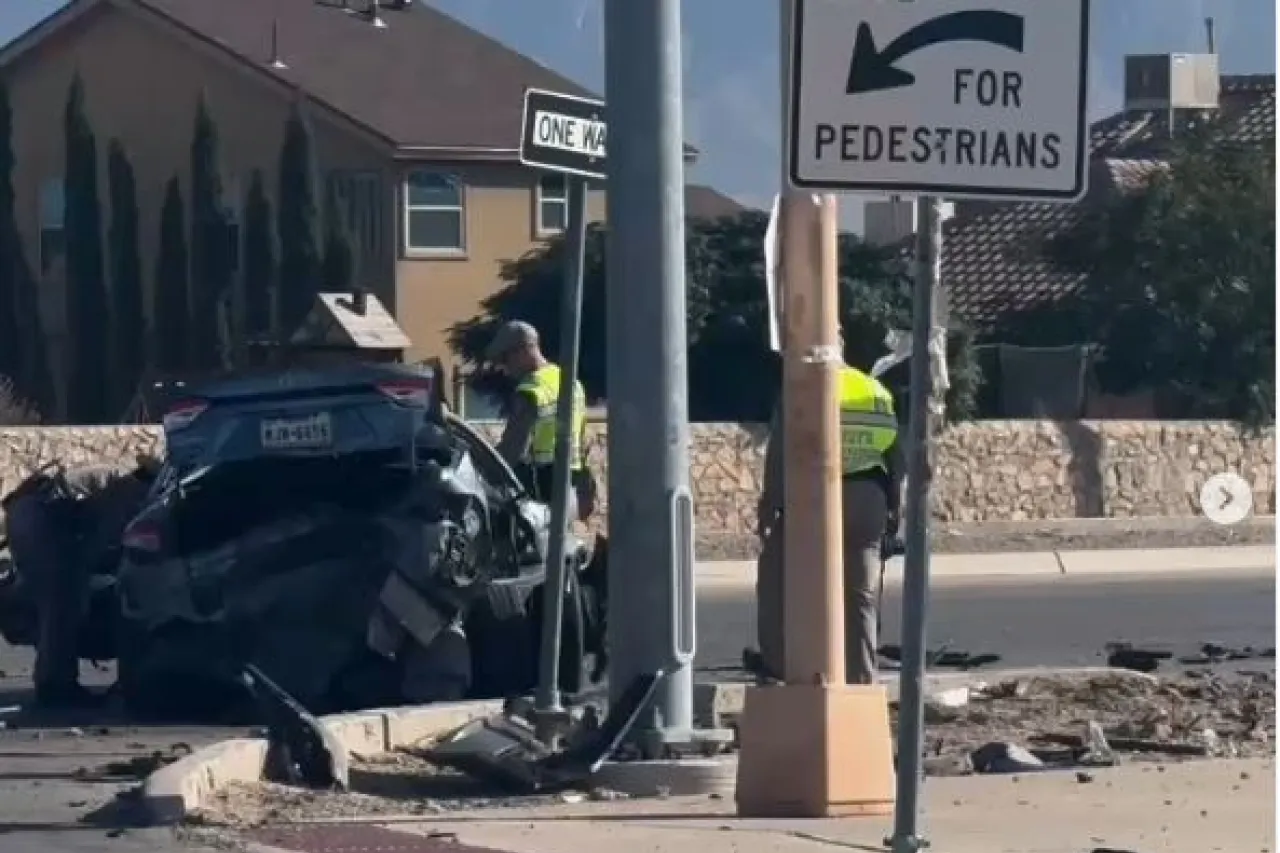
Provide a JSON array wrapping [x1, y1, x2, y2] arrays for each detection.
[[754, 363, 904, 685], [485, 320, 597, 521]]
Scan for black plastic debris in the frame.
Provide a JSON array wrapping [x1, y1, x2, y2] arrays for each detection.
[[427, 671, 663, 795], [241, 664, 350, 791], [878, 645, 1002, 670], [1105, 642, 1172, 673], [1178, 643, 1270, 666]]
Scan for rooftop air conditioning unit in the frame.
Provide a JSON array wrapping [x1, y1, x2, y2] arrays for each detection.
[[1123, 54, 1221, 112]]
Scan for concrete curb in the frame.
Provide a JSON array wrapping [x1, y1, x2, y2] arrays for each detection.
[[141, 699, 501, 824], [144, 668, 1156, 824], [695, 544, 1276, 588], [591, 758, 738, 797]]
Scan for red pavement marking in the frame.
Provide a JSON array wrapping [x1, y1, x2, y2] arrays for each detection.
[[240, 823, 508, 853]]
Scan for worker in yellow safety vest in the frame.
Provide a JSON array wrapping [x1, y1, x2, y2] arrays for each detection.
[[486, 320, 596, 520], [753, 363, 904, 684]]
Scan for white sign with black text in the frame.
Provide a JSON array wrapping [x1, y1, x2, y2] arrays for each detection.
[[520, 88, 608, 181], [788, 0, 1090, 200]]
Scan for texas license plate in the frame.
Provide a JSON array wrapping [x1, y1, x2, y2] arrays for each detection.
[[260, 412, 334, 450]]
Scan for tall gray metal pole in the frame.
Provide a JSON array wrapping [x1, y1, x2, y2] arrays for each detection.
[[535, 175, 590, 720], [602, 0, 697, 742], [887, 196, 943, 853]]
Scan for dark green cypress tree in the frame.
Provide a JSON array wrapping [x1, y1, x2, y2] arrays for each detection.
[[320, 216, 355, 293], [0, 81, 19, 384], [153, 177, 190, 373], [63, 73, 110, 422], [189, 94, 232, 370], [0, 81, 52, 418], [242, 169, 275, 342], [106, 139, 145, 411], [276, 102, 322, 336]]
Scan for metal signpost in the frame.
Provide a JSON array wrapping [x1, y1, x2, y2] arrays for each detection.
[[518, 88, 607, 725], [786, 0, 1089, 847], [601, 0, 699, 745]]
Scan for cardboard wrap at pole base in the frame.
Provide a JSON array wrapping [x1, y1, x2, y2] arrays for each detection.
[[734, 683, 895, 818]]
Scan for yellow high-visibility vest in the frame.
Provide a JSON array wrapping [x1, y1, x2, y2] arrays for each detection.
[[839, 366, 898, 475], [516, 363, 587, 469]]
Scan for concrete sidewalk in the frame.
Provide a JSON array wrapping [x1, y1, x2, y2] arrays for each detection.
[[696, 544, 1276, 587], [365, 759, 1275, 853]]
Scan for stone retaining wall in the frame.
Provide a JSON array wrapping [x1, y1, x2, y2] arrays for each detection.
[[1, 422, 1273, 547]]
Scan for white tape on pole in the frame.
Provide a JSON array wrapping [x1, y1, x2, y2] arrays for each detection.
[[764, 193, 782, 352]]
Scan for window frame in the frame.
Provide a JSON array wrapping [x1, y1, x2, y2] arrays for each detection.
[[38, 178, 65, 273], [402, 169, 466, 258], [534, 172, 568, 238]]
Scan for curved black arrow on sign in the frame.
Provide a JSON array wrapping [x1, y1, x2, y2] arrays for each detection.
[[845, 10, 1025, 95]]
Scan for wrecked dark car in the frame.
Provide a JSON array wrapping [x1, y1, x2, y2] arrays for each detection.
[[0, 362, 606, 720]]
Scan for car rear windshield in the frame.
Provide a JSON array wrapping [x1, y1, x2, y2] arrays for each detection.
[[168, 453, 414, 555]]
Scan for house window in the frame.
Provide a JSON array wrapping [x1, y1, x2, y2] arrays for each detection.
[[327, 169, 384, 272], [38, 179, 65, 272], [404, 170, 464, 254], [536, 173, 567, 235]]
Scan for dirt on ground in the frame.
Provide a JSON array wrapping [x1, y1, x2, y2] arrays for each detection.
[[190, 670, 1275, 828], [193, 753, 580, 828], [913, 669, 1276, 774], [697, 516, 1275, 560]]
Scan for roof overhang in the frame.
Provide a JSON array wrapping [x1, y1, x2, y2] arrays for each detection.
[[1, 0, 705, 164], [0, 0, 104, 69], [0, 0, 395, 156]]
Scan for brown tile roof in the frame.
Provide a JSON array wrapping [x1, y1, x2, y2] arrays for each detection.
[[128, 0, 597, 150], [941, 74, 1276, 333], [685, 184, 753, 220]]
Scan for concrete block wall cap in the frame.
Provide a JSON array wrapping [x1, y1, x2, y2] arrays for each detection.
[[140, 699, 502, 825]]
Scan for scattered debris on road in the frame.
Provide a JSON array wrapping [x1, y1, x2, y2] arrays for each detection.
[[879, 644, 1003, 670], [915, 671, 1275, 776], [1104, 642, 1173, 673], [1178, 642, 1275, 666], [190, 670, 1277, 825]]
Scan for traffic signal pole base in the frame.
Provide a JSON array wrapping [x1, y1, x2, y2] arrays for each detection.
[[734, 683, 895, 818], [631, 725, 737, 760]]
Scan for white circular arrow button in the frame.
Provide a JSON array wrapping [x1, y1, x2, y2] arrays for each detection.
[[1198, 472, 1253, 526]]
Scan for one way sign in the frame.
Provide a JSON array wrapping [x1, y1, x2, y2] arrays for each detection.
[[520, 88, 608, 181], [788, 0, 1090, 201]]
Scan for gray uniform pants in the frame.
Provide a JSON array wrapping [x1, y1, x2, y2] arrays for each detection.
[[5, 494, 84, 693], [756, 477, 887, 684]]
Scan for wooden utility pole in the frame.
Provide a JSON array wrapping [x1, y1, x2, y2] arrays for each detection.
[[778, 190, 844, 684], [734, 0, 895, 818]]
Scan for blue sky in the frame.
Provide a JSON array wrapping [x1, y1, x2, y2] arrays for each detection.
[[3, 0, 1275, 229]]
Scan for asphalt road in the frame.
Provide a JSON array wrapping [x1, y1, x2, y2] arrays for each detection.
[[0, 566, 1273, 853], [0, 654, 240, 853], [696, 566, 1277, 671]]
